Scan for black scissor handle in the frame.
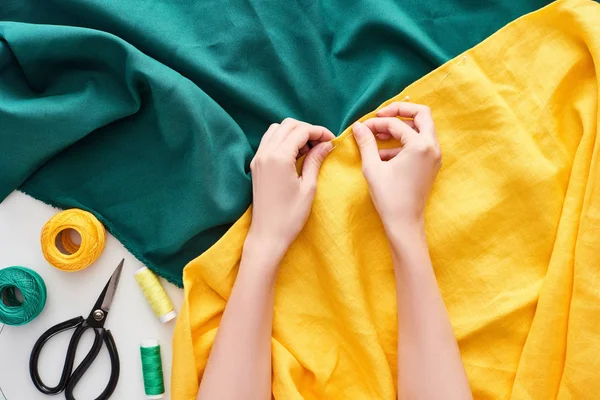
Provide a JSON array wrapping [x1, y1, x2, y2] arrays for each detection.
[[29, 316, 86, 394], [65, 329, 120, 400]]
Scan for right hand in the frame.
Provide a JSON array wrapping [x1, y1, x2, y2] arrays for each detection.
[[352, 102, 442, 231]]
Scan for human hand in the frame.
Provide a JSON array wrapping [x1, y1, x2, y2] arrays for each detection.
[[246, 118, 335, 261], [352, 102, 442, 232]]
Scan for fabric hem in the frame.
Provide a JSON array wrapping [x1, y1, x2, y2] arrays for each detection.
[[16, 188, 184, 287]]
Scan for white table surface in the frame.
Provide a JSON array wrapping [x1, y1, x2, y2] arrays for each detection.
[[0, 191, 185, 400]]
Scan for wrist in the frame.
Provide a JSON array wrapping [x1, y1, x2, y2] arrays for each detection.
[[384, 218, 427, 258], [242, 231, 290, 269], [382, 216, 425, 241]]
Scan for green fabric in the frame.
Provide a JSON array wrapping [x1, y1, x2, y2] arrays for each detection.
[[0, 1, 550, 286]]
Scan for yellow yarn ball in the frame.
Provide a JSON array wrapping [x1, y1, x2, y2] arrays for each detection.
[[40, 209, 106, 272]]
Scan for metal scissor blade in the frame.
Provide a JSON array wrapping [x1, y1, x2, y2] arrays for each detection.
[[88, 259, 124, 326], [101, 259, 124, 313]]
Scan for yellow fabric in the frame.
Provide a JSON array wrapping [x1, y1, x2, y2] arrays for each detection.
[[172, 1, 600, 398]]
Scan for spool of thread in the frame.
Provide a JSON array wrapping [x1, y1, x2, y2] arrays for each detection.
[[0, 267, 47, 326], [140, 340, 165, 399], [135, 267, 176, 323], [40, 209, 106, 272]]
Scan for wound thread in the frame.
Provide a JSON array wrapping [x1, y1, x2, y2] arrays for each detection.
[[135, 267, 176, 323], [0, 266, 47, 326], [140, 340, 165, 399], [40, 209, 106, 272]]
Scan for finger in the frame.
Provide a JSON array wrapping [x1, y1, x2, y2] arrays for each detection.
[[363, 117, 417, 145], [352, 122, 380, 167], [374, 121, 416, 139], [283, 124, 335, 154], [376, 133, 393, 141], [376, 102, 406, 117], [378, 147, 402, 161], [258, 123, 280, 152], [401, 119, 417, 130], [298, 144, 310, 158], [301, 141, 334, 189], [377, 102, 436, 140], [270, 118, 303, 147], [377, 101, 429, 119]]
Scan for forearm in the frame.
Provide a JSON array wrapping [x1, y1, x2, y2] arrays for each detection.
[[387, 222, 472, 400], [197, 236, 282, 400]]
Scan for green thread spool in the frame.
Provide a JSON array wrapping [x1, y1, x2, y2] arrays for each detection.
[[0, 267, 47, 326], [140, 340, 165, 399]]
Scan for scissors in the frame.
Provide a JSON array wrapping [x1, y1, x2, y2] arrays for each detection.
[[29, 259, 124, 400]]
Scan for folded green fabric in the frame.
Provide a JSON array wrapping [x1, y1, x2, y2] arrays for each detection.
[[0, 0, 550, 285]]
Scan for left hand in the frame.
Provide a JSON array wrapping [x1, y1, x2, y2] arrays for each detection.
[[246, 118, 335, 260]]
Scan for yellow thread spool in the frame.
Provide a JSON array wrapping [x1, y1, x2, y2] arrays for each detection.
[[135, 267, 177, 323], [40, 209, 106, 272]]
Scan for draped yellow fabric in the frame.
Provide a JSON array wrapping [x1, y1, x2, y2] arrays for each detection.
[[172, 1, 600, 398]]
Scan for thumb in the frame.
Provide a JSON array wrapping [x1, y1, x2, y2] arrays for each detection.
[[352, 122, 379, 167], [301, 141, 334, 188]]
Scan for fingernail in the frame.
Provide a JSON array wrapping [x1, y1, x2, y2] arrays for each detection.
[[323, 142, 333, 152], [352, 122, 364, 135]]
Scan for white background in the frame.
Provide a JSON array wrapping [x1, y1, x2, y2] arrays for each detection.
[[0, 191, 185, 400]]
